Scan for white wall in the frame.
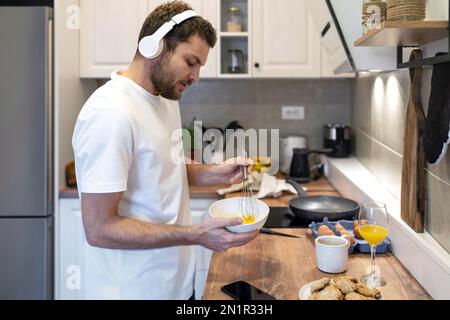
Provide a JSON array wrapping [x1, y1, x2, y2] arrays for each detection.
[[54, 0, 97, 299], [55, 0, 97, 190]]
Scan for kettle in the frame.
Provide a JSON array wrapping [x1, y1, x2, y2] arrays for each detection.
[[280, 136, 307, 174], [288, 148, 333, 182]]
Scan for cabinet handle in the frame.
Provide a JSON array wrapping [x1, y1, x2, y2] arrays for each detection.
[[321, 22, 331, 38], [254, 63, 260, 68]]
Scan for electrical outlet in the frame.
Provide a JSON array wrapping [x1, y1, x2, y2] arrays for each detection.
[[281, 106, 305, 120]]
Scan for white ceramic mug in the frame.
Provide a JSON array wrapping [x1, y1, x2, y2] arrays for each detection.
[[315, 235, 351, 274]]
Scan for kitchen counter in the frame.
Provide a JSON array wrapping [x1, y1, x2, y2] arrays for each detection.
[[59, 175, 337, 204], [59, 183, 229, 199], [202, 228, 431, 300]]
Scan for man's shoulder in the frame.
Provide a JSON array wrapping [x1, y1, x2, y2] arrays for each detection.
[[81, 80, 136, 117], [89, 79, 133, 105]]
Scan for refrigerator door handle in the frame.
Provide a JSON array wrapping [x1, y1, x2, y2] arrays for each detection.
[[46, 11, 54, 215]]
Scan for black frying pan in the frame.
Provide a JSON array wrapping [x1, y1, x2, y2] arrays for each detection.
[[286, 180, 359, 222]]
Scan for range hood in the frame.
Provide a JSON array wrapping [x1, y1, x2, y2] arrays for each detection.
[[308, 0, 396, 73]]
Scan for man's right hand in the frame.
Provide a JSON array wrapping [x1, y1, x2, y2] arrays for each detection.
[[191, 218, 258, 252]]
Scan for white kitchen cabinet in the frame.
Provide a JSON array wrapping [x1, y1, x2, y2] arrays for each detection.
[[80, 0, 148, 78], [80, 0, 218, 78], [146, 0, 218, 78], [251, 0, 322, 78], [80, 0, 335, 79], [57, 197, 215, 300], [190, 198, 216, 300], [217, 0, 322, 78], [58, 198, 86, 300], [216, 0, 251, 77]]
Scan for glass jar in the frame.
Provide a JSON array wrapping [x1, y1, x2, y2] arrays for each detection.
[[227, 6, 243, 32], [227, 49, 244, 74]]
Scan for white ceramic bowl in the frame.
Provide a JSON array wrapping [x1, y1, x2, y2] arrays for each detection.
[[209, 197, 270, 233]]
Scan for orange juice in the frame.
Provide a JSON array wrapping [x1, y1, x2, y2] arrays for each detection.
[[359, 225, 389, 246]]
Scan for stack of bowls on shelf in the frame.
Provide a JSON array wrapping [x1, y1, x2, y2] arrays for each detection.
[[387, 0, 426, 21]]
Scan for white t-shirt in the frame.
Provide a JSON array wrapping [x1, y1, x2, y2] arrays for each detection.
[[72, 71, 194, 300]]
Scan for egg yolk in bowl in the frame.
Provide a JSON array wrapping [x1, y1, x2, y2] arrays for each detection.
[[242, 215, 256, 224]]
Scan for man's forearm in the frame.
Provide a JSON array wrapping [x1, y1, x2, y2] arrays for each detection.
[[186, 162, 222, 185], [86, 216, 200, 250]]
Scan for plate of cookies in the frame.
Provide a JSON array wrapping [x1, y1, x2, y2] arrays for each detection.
[[299, 276, 383, 300]]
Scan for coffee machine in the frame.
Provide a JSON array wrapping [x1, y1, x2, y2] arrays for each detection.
[[324, 124, 352, 158], [288, 148, 333, 182]]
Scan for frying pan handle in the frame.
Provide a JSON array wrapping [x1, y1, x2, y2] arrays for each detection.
[[286, 179, 308, 198]]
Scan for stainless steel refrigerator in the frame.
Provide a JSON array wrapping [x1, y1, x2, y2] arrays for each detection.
[[0, 6, 53, 299]]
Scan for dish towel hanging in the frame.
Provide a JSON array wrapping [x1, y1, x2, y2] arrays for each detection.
[[423, 53, 450, 165]]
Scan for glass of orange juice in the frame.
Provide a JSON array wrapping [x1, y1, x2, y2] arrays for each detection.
[[358, 201, 389, 288]]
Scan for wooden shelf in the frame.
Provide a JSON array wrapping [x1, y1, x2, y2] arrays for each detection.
[[355, 20, 448, 47]]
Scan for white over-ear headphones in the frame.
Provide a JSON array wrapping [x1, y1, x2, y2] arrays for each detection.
[[138, 10, 199, 59]]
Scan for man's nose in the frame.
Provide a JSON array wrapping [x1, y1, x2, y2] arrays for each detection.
[[189, 67, 201, 82]]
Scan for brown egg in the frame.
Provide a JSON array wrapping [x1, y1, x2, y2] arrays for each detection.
[[354, 226, 362, 239], [339, 229, 355, 245], [336, 224, 345, 231], [317, 225, 335, 237], [349, 235, 355, 245]]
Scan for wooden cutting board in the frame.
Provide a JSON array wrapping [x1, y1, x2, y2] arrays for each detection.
[[401, 49, 426, 232]]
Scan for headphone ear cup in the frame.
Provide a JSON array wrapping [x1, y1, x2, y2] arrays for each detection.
[[138, 35, 164, 59]]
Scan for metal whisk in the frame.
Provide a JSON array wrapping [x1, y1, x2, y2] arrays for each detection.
[[238, 150, 259, 222]]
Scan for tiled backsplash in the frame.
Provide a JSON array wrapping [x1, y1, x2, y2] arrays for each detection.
[[179, 79, 353, 149], [353, 69, 450, 253]]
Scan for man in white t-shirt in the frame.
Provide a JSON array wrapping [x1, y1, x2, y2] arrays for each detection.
[[72, 1, 257, 300]]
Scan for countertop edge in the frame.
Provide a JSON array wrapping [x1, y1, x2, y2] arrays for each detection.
[[59, 187, 223, 200]]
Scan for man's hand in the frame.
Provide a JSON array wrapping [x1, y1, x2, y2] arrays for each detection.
[[214, 157, 254, 184], [190, 217, 258, 252]]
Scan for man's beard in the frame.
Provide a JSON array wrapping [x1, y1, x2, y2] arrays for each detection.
[[150, 55, 187, 100]]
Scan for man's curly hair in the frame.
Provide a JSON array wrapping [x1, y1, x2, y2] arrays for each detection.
[[137, 0, 217, 57]]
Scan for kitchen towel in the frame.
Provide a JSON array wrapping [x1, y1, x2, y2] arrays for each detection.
[[423, 53, 450, 165], [216, 172, 301, 197], [255, 174, 298, 199]]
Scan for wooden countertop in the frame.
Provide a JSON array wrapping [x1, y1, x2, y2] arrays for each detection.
[[202, 228, 431, 300], [60, 183, 228, 199], [60, 175, 337, 204]]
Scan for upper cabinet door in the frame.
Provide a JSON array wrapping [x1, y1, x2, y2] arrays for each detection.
[[146, 0, 218, 78], [80, 0, 148, 78], [252, 0, 321, 78]]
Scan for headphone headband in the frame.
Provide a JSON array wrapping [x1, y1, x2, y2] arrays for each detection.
[[171, 10, 198, 24], [138, 9, 199, 59]]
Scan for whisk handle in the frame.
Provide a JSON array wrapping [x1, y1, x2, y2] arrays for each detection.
[[242, 165, 248, 180]]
